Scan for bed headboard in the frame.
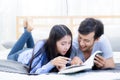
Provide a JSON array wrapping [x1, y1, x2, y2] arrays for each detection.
[[16, 16, 86, 39]]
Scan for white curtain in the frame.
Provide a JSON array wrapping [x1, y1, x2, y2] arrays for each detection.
[[0, 0, 120, 43], [0, 0, 68, 42], [0, 0, 17, 42]]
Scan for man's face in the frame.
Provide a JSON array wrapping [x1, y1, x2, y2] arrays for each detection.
[[78, 32, 96, 52]]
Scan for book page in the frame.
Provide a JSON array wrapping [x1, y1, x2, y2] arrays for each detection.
[[83, 51, 102, 67]]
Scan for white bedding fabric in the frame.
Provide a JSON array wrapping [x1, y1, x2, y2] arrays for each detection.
[[0, 69, 120, 80], [0, 49, 10, 60]]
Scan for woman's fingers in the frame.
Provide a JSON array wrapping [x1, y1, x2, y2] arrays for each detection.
[[51, 56, 71, 67]]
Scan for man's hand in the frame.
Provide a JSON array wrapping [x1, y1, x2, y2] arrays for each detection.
[[71, 56, 83, 65], [94, 54, 106, 68], [94, 54, 115, 69]]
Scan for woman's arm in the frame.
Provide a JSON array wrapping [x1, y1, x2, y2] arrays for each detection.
[[34, 56, 70, 74], [34, 61, 55, 74]]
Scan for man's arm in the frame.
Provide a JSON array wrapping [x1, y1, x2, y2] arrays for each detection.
[[104, 57, 115, 68], [93, 35, 115, 69], [94, 55, 115, 69]]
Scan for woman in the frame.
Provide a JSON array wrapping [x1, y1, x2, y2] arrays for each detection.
[[7, 21, 73, 74]]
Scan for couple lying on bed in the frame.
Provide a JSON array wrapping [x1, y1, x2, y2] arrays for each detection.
[[7, 18, 115, 74]]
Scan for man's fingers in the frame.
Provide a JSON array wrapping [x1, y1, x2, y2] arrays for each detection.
[[71, 56, 83, 65], [94, 59, 104, 68], [95, 55, 104, 61]]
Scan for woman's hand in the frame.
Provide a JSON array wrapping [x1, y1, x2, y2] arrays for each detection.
[[71, 56, 83, 65], [51, 56, 71, 71]]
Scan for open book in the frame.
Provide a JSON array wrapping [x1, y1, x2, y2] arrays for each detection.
[[58, 51, 102, 74]]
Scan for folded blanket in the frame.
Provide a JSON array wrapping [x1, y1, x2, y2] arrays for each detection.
[[0, 59, 29, 74]]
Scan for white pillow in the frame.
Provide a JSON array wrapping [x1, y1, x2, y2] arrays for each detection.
[[1, 40, 16, 49], [0, 44, 6, 51]]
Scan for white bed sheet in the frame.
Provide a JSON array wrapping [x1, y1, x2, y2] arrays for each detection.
[[0, 69, 120, 80]]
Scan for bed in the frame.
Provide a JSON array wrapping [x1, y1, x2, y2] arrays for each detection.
[[0, 16, 120, 80], [0, 40, 120, 80]]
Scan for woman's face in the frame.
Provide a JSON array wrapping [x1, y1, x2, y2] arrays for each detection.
[[56, 35, 71, 55]]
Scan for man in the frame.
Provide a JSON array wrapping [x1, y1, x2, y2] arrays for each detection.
[[71, 18, 115, 69]]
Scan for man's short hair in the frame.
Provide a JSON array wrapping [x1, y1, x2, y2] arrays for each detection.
[[78, 18, 104, 39]]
